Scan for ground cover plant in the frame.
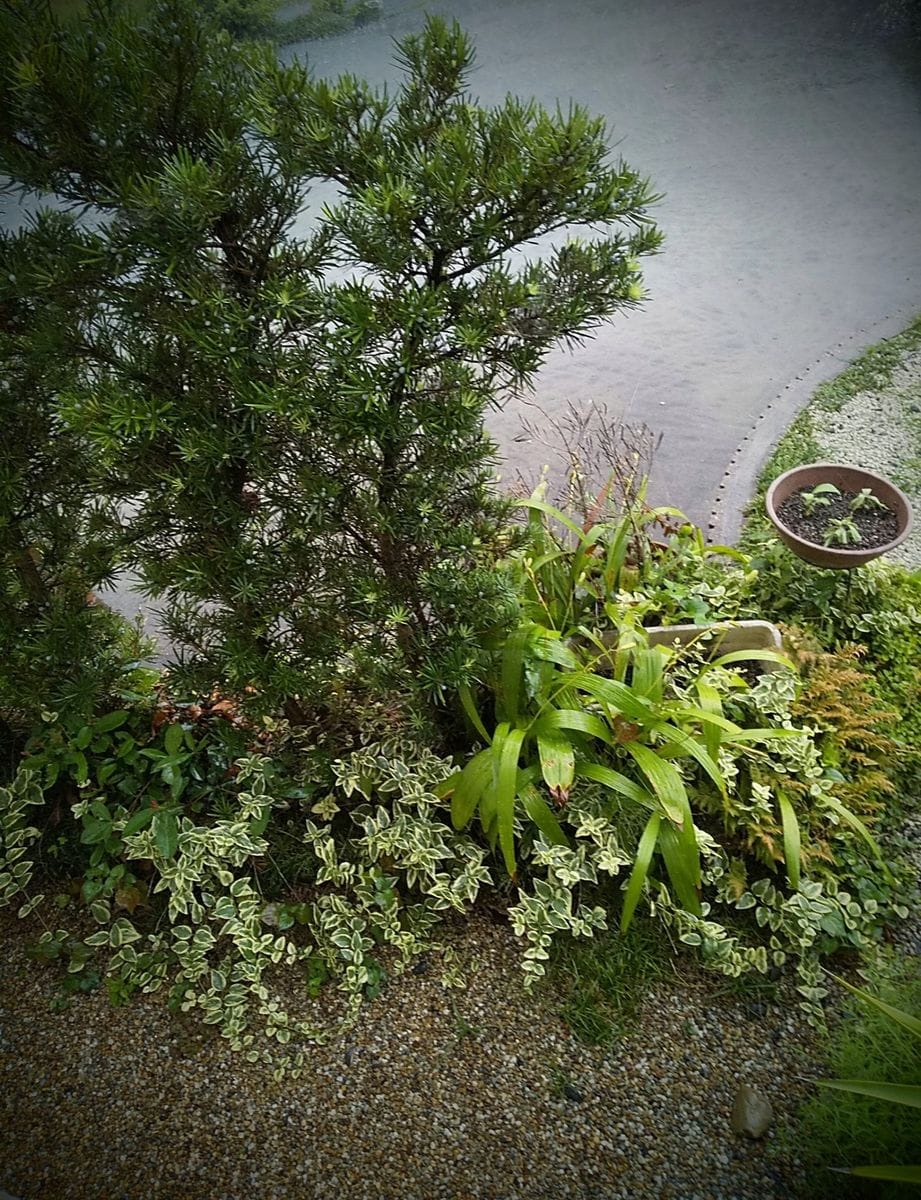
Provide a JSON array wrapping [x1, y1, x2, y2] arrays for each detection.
[[0, 0, 918, 1092]]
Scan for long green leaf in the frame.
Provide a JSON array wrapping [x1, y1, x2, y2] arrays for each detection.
[[822, 795, 891, 878], [530, 548, 569, 575], [651, 724, 726, 799], [495, 726, 526, 878], [458, 683, 491, 744], [624, 742, 686, 825], [575, 762, 657, 811], [513, 496, 586, 540], [777, 790, 801, 890], [602, 517, 632, 595], [530, 633, 581, 670], [621, 812, 661, 932], [816, 1079, 921, 1109], [720, 727, 802, 743], [480, 780, 497, 837], [632, 646, 665, 703], [702, 543, 748, 561], [520, 783, 570, 847], [152, 810, 179, 859], [829, 974, 921, 1037], [695, 679, 724, 762], [658, 820, 702, 916], [533, 708, 613, 745], [706, 648, 794, 672], [536, 731, 574, 801], [661, 703, 741, 734], [481, 722, 510, 838], [569, 672, 654, 722], [499, 626, 530, 724], [844, 1165, 921, 1183], [673, 780, 701, 888], [449, 749, 493, 830], [568, 523, 606, 609]]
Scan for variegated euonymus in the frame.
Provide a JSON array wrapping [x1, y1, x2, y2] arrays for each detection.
[[1, 743, 483, 1075]]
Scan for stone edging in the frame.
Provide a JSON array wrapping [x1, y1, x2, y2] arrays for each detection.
[[707, 306, 921, 546]]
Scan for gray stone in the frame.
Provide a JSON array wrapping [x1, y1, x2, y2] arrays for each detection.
[[730, 1084, 773, 1138]]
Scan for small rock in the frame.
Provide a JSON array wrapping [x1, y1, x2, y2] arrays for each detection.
[[563, 1083, 584, 1103], [730, 1084, 773, 1138]]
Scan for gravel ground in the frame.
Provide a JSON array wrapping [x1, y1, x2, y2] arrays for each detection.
[[811, 346, 921, 569], [0, 908, 824, 1200]]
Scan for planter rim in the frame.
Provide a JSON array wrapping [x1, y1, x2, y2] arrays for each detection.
[[765, 462, 913, 561]]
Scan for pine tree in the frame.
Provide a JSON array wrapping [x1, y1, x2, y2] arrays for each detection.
[[0, 0, 662, 719]]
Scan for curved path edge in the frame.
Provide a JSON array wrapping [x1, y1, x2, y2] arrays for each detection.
[[707, 305, 921, 546]]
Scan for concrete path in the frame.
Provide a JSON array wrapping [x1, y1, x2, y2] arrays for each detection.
[[288, 0, 921, 529]]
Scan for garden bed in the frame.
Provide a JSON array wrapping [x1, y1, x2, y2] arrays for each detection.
[[2, 7, 919, 1197]]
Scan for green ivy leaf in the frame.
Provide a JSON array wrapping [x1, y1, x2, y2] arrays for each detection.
[[122, 807, 155, 836], [152, 810, 179, 859], [94, 711, 129, 733], [163, 724, 184, 756]]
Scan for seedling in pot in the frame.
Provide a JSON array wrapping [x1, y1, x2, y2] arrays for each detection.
[[823, 516, 862, 547], [799, 482, 840, 516], [848, 487, 887, 514]]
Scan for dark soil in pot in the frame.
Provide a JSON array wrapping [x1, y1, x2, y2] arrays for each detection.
[[776, 488, 899, 549]]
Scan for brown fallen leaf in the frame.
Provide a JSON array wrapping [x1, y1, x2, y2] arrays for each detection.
[[114, 883, 146, 913]]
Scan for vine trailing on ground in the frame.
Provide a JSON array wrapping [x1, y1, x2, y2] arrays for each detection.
[[2, 740, 481, 1077]]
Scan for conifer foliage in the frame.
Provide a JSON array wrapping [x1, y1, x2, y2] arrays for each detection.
[[0, 0, 661, 719]]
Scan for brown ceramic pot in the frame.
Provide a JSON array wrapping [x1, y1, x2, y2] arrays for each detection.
[[765, 463, 913, 569], [597, 620, 784, 674]]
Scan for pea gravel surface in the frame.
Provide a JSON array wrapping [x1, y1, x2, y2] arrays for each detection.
[[0, 909, 826, 1200]]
